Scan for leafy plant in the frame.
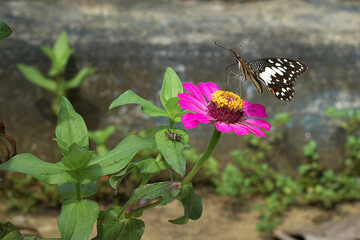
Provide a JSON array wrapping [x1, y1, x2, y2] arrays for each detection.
[[0, 67, 206, 239], [216, 112, 360, 236], [325, 106, 360, 134], [17, 31, 95, 114], [215, 112, 291, 197], [303, 139, 319, 161], [325, 107, 360, 175]]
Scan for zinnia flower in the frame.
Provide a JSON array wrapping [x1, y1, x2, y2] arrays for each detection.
[[178, 82, 271, 138]]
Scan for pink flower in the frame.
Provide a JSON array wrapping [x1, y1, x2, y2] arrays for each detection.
[[178, 82, 271, 138]]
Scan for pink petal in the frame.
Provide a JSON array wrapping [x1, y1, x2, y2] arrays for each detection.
[[181, 113, 214, 129], [178, 100, 208, 115], [198, 82, 219, 101], [182, 82, 206, 104], [244, 119, 271, 131], [214, 122, 233, 132], [231, 124, 250, 136], [243, 102, 267, 118], [242, 124, 267, 138], [178, 93, 208, 112]]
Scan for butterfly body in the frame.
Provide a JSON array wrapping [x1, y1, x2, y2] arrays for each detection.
[[229, 49, 265, 95], [219, 43, 308, 101]]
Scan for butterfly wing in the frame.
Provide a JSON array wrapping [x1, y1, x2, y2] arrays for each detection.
[[249, 58, 308, 100]]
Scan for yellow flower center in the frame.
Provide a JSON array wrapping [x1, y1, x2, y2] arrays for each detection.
[[211, 90, 244, 112]]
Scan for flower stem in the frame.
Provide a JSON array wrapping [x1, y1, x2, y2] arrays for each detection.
[[169, 119, 175, 128], [181, 128, 222, 187], [76, 182, 81, 201]]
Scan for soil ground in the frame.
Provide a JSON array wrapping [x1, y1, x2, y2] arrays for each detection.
[[1, 191, 360, 240]]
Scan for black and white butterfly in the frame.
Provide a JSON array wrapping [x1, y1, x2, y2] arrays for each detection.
[[216, 43, 308, 101]]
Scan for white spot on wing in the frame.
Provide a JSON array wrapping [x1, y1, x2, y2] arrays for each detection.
[[264, 67, 276, 75], [278, 67, 285, 72], [259, 72, 272, 84], [272, 67, 284, 76], [268, 59, 274, 63]]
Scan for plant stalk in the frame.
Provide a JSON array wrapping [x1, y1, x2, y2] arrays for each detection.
[[76, 182, 81, 201], [181, 128, 222, 187]]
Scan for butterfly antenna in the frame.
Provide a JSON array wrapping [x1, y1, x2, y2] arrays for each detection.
[[215, 42, 232, 52]]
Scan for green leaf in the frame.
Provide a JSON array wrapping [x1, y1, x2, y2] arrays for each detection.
[[164, 97, 181, 115], [61, 143, 93, 170], [79, 135, 155, 184], [17, 64, 57, 91], [0, 153, 77, 184], [0, 221, 22, 239], [65, 67, 95, 90], [41, 45, 55, 59], [55, 97, 89, 155], [169, 184, 202, 224], [109, 167, 132, 191], [88, 126, 116, 145], [53, 31, 74, 74], [132, 157, 161, 175], [95, 207, 144, 240], [179, 183, 194, 217], [189, 193, 203, 220], [0, 20, 12, 40], [58, 182, 97, 199], [155, 129, 189, 176], [109, 90, 168, 117], [160, 67, 183, 108], [168, 215, 188, 225], [126, 182, 179, 209], [58, 199, 99, 240], [41, 45, 57, 69], [110, 158, 161, 191]]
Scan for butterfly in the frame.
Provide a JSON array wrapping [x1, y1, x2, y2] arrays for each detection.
[[215, 42, 308, 101]]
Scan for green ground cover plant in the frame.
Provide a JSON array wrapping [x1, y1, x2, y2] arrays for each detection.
[[215, 110, 360, 236]]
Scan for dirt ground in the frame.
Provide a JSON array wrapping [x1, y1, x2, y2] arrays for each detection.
[[2, 191, 360, 240]]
